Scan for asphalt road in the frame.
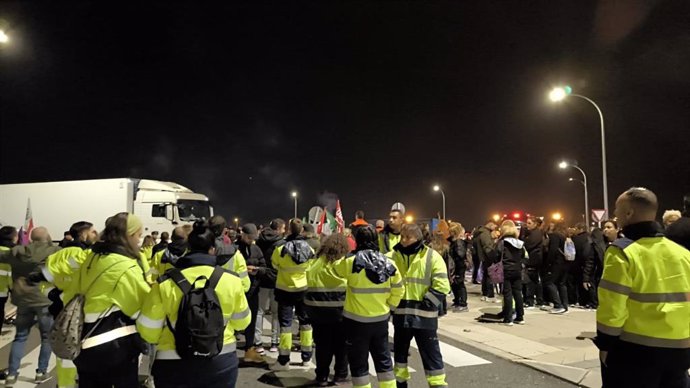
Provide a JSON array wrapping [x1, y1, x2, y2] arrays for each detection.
[[0, 317, 577, 388]]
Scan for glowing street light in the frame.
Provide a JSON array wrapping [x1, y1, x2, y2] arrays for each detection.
[[405, 215, 414, 224], [552, 212, 563, 221], [291, 192, 298, 219], [432, 184, 446, 220], [233, 217, 239, 229], [492, 214, 501, 223], [548, 85, 608, 218], [558, 160, 590, 229], [0, 30, 9, 44]]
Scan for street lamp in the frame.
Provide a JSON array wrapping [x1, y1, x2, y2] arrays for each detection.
[[233, 217, 239, 229], [549, 85, 608, 218], [432, 184, 446, 220], [0, 30, 9, 44], [291, 192, 298, 220], [552, 212, 562, 221], [559, 160, 590, 230]]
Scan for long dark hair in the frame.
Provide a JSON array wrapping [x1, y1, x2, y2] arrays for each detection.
[[101, 213, 140, 259]]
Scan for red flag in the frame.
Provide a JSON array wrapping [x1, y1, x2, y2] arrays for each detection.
[[335, 200, 345, 233], [317, 206, 327, 235]]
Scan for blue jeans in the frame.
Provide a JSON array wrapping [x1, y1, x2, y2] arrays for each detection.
[[9, 306, 53, 375]]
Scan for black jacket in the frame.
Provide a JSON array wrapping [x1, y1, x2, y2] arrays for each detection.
[[448, 238, 468, 277], [237, 240, 266, 296], [255, 229, 285, 288], [522, 228, 544, 268], [667, 217, 690, 251], [151, 241, 169, 257], [572, 232, 593, 269], [583, 231, 606, 283], [495, 238, 526, 278], [472, 226, 496, 263], [545, 232, 566, 268]]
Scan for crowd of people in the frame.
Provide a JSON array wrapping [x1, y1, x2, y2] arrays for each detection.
[[0, 188, 687, 388]]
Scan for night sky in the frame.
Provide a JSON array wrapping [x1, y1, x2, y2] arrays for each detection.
[[0, 1, 688, 227]]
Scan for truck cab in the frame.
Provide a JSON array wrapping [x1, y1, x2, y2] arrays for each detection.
[[133, 179, 214, 235]]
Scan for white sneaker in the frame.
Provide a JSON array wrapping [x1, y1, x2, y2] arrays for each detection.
[[493, 298, 502, 304], [549, 308, 567, 314], [480, 296, 488, 302]]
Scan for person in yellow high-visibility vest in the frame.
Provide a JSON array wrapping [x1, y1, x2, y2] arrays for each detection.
[[270, 219, 315, 371], [331, 225, 404, 388], [596, 188, 690, 388], [391, 223, 451, 388], [42, 221, 98, 388], [0, 227, 16, 335]]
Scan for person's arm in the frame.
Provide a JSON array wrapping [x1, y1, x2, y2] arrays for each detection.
[[582, 239, 595, 285], [387, 259, 404, 309], [425, 251, 451, 307], [226, 277, 251, 332], [113, 265, 152, 320], [136, 282, 165, 344], [596, 246, 631, 359], [232, 251, 250, 293]]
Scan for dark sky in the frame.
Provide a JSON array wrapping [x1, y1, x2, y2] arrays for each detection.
[[1, 1, 688, 226]]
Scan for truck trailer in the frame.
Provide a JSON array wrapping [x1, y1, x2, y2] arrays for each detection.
[[0, 178, 213, 238]]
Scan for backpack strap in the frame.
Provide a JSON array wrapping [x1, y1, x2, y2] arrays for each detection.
[[167, 268, 192, 295], [206, 266, 224, 289]]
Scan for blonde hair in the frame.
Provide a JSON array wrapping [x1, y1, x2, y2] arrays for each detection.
[[662, 210, 682, 225], [500, 220, 519, 238], [448, 222, 465, 238]]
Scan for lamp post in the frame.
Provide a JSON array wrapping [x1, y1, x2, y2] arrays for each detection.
[[291, 192, 298, 220], [559, 161, 590, 230], [432, 185, 446, 220], [549, 86, 608, 218]]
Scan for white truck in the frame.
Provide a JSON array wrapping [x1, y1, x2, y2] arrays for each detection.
[[0, 178, 213, 238]]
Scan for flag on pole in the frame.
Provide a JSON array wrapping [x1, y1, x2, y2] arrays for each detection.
[[19, 198, 34, 245], [322, 210, 335, 236], [335, 200, 345, 233], [316, 206, 327, 235]]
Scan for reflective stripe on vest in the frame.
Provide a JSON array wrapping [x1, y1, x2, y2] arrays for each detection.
[[81, 325, 137, 349]]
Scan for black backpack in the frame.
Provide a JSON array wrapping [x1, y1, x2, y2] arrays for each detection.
[[165, 266, 226, 359]]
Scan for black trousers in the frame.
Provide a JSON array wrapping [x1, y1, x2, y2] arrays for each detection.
[[78, 356, 139, 388], [524, 267, 543, 306], [0, 296, 7, 333], [471, 255, 481, 282], [501, 275, 524, 322], [480, 261, 494, 298], [344, 318, 393, 383], [153, 352, 239, 388], [450, 268, 467, 307], [393, 326, 444, 376], [604, 347, 690, 388], [544, 264, 568, 310], [313, 322, 348, 381], [243, 288, 260, 350]]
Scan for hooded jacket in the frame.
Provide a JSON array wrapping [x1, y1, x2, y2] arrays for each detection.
[[256, 228, 285, 288], [332, 249, 404, 323], [2, 242, 60, 308], [495, 238, 528, 278], [272, 236, 314, 299], [152, 240, 188, 279]]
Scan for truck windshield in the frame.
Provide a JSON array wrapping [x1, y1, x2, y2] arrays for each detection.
[[177, 200, 212, 222]]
